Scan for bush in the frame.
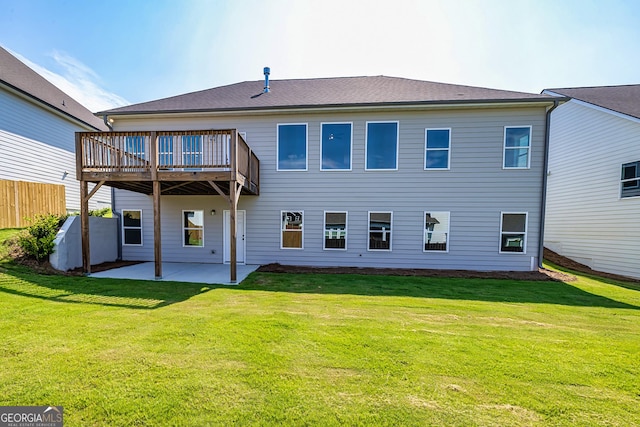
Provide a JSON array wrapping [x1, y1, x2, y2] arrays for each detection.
[[89, 207, 112, 217], [18, 214, 66, 261]]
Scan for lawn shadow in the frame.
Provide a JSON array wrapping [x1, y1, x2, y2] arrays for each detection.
[[0, 266, 211, 309], [544, 260, 640, 293], [234, 272, 639, 310]]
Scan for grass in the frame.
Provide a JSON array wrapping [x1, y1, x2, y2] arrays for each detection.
[[0, 252, 638, 425]]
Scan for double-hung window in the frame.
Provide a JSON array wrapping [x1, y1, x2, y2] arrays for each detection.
[[424, 211, 449, 252], [183, 210, 204, 247], [368, 212, 392, 251], [122, 209, 142, 245], [500, 212, 527, 253], [503, 126, 531, 169], [324, 211, 347, 250], [281, 211, 304, 249], [366, 121, 398, 170], [621, 161, 640, 198], [277, 124, 307, 170], [321, 123, 352, 170], [425, 129, 451, 170]]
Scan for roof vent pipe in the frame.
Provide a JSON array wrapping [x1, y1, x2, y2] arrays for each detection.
[[263, 67, 270, 93]]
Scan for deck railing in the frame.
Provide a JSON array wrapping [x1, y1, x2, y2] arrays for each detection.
[[77, 129, 259, 192]]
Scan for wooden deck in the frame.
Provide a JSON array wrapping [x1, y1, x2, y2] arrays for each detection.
[[75, 129, 259, 282], [76, 129, 259, 195]]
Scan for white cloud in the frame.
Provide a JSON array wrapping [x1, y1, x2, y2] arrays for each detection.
[[12, 50, 129, 112]]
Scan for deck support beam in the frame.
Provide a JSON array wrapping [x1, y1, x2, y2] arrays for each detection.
[[153, 180, 162, 279]]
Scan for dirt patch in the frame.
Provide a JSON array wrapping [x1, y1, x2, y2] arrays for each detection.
[[257, 263, 575, 282], [544, 248, 639, 284]]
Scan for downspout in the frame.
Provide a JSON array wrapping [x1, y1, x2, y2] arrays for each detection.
[[112, 186, 122, 260], [103, 115, 113, 130], [538, 99, 560, 269]]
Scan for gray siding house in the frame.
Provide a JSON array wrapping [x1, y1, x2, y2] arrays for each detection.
[[78, 73, 561, 281], [0, 46, 111, 214], [543, 85, 640, 279]]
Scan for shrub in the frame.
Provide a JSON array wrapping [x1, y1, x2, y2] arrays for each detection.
[[18, 214, 67, 261], [89, 207, 112, 217]]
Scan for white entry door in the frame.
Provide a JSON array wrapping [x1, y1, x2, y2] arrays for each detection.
[[223, 210, 246, 264]]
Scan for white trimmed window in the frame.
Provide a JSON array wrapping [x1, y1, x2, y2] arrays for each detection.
[[324, 211, 347, 250], [425, 128, 451, 170], [424, 211, 449, 252], [366, 121, 399, 170], [621, 161, 640, 198], [500, 212, 527, 253], [122, 209, 142, 246], [281, 211, 304, 249], [183, 210, 204, 247], [277, 124, 308, 171], [368, 212, 392, 251], [321, 123, 352, 171], [503, 126, 531, 169]]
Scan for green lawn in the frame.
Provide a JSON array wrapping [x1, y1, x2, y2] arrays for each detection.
[[0, 259, 638, 426]]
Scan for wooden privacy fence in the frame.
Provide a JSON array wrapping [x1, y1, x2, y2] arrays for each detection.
[[0, 180, 66, 228]]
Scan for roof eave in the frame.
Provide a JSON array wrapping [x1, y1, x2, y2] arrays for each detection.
[[98, 97, 565, 119], [1, 79, 107, 131]]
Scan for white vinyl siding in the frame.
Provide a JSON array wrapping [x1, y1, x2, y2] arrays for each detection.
[[0, 88, 111, 211], [545, 99, 640, 279]]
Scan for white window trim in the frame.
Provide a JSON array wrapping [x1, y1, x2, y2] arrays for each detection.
[[365, 121, 400, 171], [499, 211, 528, 254], [320, 122, 353, 171], [423, 211, 450, 253], [281, 210, 304, 250], [502, 125, 532, 170], [620, 161, 640, 199], [276, 123, 308, 171], [323, 211, 348, 251], [121, 209, 143, 246], [424, 128, 452, 171], [367, 211, 393, 251], [182, 210, 205, 248]]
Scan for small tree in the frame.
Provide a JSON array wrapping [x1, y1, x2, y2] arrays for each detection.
[[18, 214, 66, 261]]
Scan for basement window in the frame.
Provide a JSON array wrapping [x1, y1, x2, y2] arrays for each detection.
[[281, 211, 304, 249], [500, 212, 527, 253], [368, 212, 392, 251], [183, 210, 204, 247], [424, 211, 449, 252], [122, 209, 142, 246], [324, 211, 347, 250]]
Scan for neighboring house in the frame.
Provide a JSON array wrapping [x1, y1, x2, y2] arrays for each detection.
[[0, 45, 111, 221], [543, 85, 640, 279], [77, 72, 562, 281]]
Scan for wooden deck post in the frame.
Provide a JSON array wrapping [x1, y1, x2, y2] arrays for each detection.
[[229, 180, 237, 283], [80, 180, 90, 274], [153, 180, 162, 279]]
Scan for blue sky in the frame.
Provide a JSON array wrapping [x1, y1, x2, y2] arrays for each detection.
[[1, 0, 639, 112]]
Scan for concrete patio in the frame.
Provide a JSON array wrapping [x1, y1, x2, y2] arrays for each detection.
[[89, 263, 260, 285]]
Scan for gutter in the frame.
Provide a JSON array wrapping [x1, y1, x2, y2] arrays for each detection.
[[538, 99, 561, 269]]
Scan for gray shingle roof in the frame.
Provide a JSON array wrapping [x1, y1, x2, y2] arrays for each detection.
[[0, 46, 107, 130], [101, 75, 556, 116], [545, 85, 640, 120]]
